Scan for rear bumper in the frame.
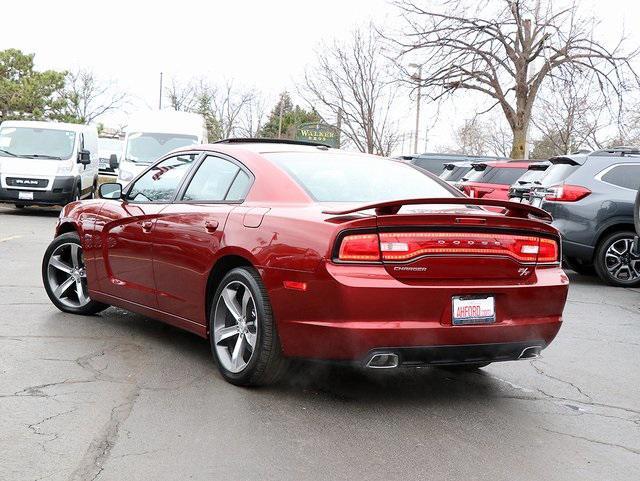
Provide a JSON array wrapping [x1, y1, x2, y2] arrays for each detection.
[[265, 263, 568, 362], [0, 176, 76, 206]]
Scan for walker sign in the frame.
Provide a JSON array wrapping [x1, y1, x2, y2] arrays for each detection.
[[295, 122, 340, 148]]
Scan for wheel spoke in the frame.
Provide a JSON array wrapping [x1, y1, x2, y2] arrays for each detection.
[[70, 244, 81, 268], [215, 325, 239, 344], [245, 329, 257, 348], [49, 256, 73, 274], [75, 281, 89, 305], [241, 288, 251, 319], [221, 287, 242, 321], [231, 333, 246, 368], [54, 276, 75, 298]]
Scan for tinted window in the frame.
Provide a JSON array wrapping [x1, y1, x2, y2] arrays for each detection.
[[412, 158, 444, 174], [474, 167, 527, 185], [540, 163, 579, 185], [601, 165, 640, 190], [183, 156, 246, 202], [441, 166, 471, 182], [266, 152, 454, 202], [514, 167, 549, 184], [226, 170, 252, 201], [127, 153, 197, 202]]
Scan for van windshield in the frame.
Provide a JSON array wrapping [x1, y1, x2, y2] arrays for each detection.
[[125, 132, 198, 164], [0, 127, 76, 160]]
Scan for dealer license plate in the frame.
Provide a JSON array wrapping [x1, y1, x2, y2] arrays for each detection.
[[18, 191, 33, 200], [452, 295, 495, 325]]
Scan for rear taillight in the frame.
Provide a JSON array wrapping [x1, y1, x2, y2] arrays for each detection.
[[544, 184, 590, 202], [337, 232, 559, 264], [337, 234, 380, 261]]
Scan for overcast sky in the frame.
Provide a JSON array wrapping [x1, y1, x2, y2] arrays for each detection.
[[4, 0, 640, 154]]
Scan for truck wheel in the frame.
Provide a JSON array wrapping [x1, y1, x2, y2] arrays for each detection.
[[594, 231, 640, 287]]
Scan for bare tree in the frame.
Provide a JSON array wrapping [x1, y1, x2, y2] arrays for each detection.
[[453, 117, 489, 155], [63, 69, 127, 124], [390, 0, 639, 158], [165, 78, 265, 140], [531, 74, 608, 156], [301, 28, 401, 155], [165, 78, 198, 112]]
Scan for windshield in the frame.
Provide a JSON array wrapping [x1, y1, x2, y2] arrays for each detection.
[[0, 126, 76, 160], [124, 132, 198, 164], [266, 152, 455, 202]]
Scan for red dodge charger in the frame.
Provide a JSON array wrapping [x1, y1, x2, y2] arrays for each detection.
[[42, 140, 569, 386]]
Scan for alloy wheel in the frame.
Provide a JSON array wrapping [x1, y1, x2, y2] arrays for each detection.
[[604, 237, 640, 282], [213, 281, 258, 373], [46, 242, 90, 308]]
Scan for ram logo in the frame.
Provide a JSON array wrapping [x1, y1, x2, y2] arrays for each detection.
[[518, 267, 530, 277]]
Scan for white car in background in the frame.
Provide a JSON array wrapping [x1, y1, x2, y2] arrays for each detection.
[[0, 120, 99, 207], [116, 111, 208, 185], [98, 136, 123, 175]]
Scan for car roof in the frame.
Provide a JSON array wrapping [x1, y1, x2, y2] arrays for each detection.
[[472, 160, 531, 168]]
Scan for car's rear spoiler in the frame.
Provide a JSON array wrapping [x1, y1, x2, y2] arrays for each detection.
[[323, 198, 553, 222]]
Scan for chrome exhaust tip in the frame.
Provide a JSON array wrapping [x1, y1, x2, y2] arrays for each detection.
[[518, 345, 542, 360], [366, 352, 399, 369]]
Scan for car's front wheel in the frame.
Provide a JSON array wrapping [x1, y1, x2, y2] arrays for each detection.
[[594, 231, 640, 287], [42, 232, 108, 315], [209, 267, 288, 386]]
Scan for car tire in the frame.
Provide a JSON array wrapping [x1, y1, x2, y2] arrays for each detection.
[[42, 232, 109, 315], [594, 230, 640, 287], [14, 204, 25, 209], [209, 266, 289, 386], [564, 256, 595, 276]]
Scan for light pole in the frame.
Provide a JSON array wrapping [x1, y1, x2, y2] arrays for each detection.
[[409, 63, 422, 154]]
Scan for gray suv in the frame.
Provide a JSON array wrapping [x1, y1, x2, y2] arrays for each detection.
[[529, 148, 640, 287]]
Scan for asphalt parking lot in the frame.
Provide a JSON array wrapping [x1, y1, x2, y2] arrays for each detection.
[[0, 205, 638, 481]]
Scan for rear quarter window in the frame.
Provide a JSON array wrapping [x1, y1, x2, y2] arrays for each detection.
[[540, 163, 580, 185], [600, 164, 640, 190]]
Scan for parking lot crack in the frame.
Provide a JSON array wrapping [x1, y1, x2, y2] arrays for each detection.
[[540, 427, 640, 456], [67, 385, 140, 481], [531, 360, 593, 401]]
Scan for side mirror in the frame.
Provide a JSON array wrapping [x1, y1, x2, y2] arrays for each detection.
[[109, 153, 119, 170], [78, 149, 91, 165], [99, 182, 123, 199]]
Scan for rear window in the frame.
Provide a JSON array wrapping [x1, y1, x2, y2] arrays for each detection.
[[412, 158, 445, 174], [600, 164, 640, 190], [472, 166, 527, 185], [440, 166, 471, 182], [540, 163, 580, 185], [266, 152, 454, 202], [514, 167, 548, 184]]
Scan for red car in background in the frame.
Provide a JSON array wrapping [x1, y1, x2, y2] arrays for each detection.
[[460, 161, 531, 200], [42, 140, 568, 387]]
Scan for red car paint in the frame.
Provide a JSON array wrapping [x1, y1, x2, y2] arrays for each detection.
[[461, 161, 531, 200], [55, 144, 568, 364]]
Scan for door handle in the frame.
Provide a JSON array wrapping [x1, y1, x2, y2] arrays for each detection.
[[204, 220, 219, 233], [141, 220, 153, 233]]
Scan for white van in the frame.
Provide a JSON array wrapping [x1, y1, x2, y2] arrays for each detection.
[[0, 121, 99, 207], [116, 111, 207, 185]]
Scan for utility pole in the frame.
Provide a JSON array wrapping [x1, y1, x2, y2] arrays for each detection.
[[158, 72, 163, 110], [336, 109, 342, 148], [409, 63, 422, 154]]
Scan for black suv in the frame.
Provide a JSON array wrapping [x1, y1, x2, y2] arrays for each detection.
[[529, 148, 640, 286]]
